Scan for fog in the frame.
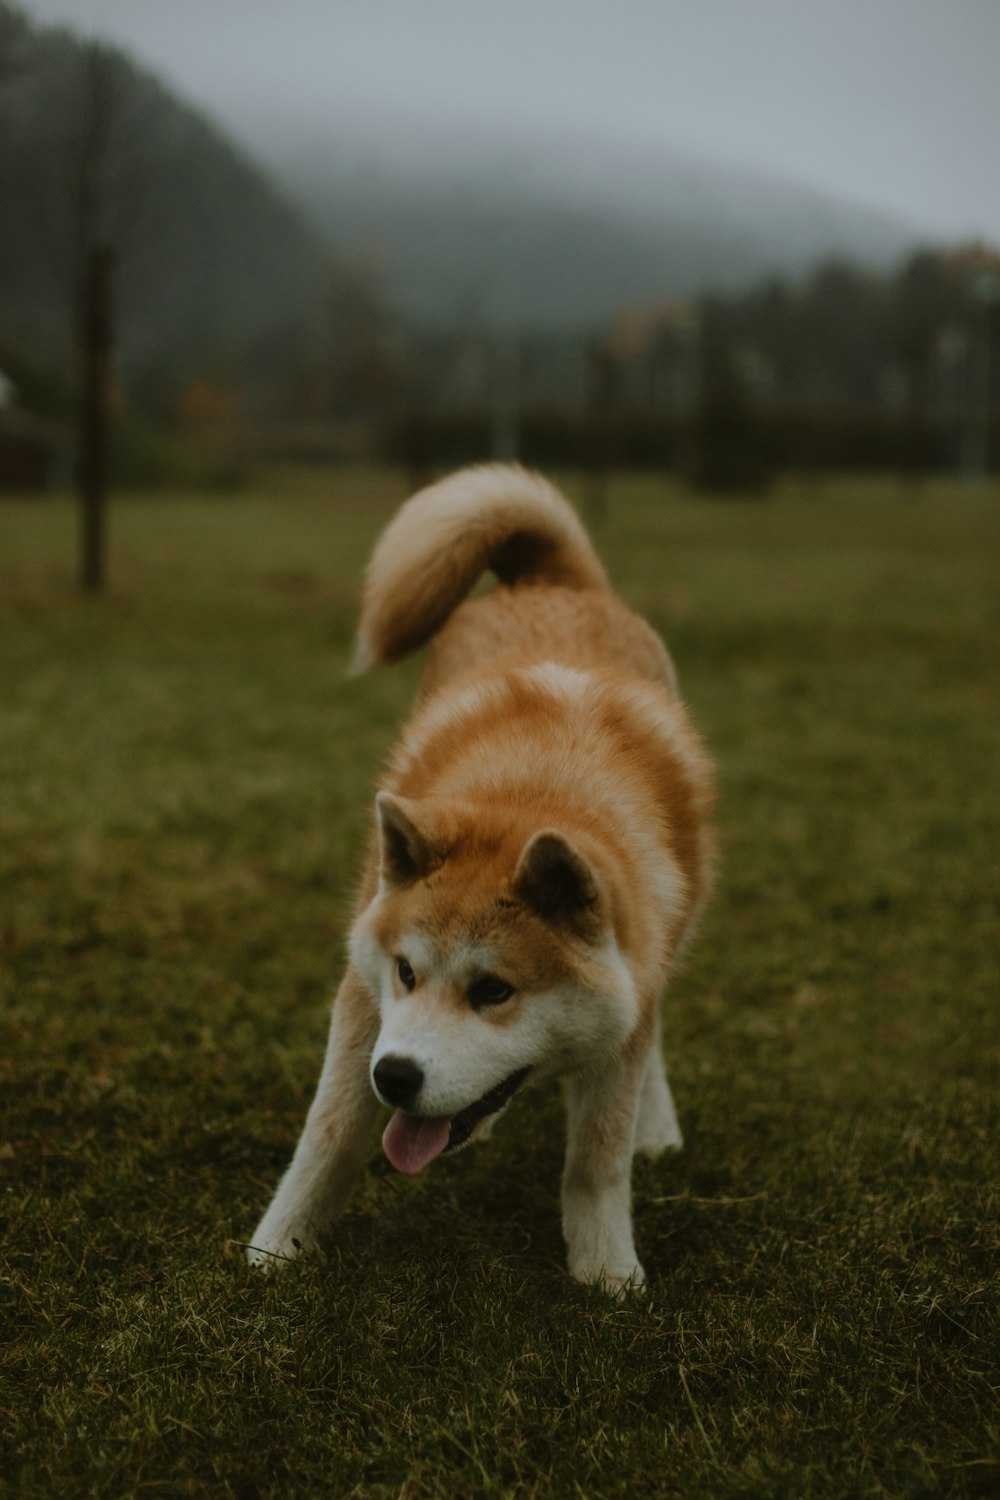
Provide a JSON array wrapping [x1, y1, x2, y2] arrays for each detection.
[[19, 0, 1000, 242], [5, 0, 998, 493]]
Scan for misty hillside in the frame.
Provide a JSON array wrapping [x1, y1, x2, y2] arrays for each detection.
[[0, 0, 925, 412], [0, 3, 339, 394], [275, 120, 918, 329]]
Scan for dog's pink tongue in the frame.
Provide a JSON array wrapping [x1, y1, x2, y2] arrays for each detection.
[[382, 1112, 451, 1174]]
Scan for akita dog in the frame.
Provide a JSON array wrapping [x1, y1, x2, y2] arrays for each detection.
[[248, 465, 715, 1291]]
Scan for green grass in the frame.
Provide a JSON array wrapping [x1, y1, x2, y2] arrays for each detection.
[[1, 468, 998, 1498]]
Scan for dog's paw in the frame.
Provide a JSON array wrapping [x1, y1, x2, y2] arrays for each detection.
[[633, 1117, 683, 1158], [245, 1241, 297, 1272], [572, 1257, 648, 1297], [634, 1082, 683, 1158], [244, 1217, 314, 1272]]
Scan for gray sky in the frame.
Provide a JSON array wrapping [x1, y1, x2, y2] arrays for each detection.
[[19, 0, 1000, 241]]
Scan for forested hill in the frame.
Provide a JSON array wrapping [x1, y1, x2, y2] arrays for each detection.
[[272, 119, 918, 330], [0, 3, 338, 396], [0, 1, 924, 413]]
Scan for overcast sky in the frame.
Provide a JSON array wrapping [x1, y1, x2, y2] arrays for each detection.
[[18, 0, 1000, 241]]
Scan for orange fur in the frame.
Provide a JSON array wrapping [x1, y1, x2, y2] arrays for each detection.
[[249, 464, 716, 1292], [361, 467, 715, 986]]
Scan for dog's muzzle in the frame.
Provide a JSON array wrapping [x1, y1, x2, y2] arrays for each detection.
[[444, 1066, 533, 1151], [379, 1065, 533, 1174]]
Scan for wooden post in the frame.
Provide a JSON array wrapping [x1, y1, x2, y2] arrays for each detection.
[[79, 245, 113, 593], [490, 330, 520, 463], [583, 340, 614, 525]]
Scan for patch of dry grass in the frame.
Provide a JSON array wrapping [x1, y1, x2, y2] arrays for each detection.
[[1, 470, 997, 1496]]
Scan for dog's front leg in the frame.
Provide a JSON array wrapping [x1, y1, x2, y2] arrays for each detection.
[[561, 1047, 647, 1293], [247, 968, 379, 1269]]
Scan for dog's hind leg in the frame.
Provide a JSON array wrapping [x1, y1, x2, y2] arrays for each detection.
[[246, 969, 379, 1269], [562, 1045, 648, 1294], [633, 1016, 683, 1157]]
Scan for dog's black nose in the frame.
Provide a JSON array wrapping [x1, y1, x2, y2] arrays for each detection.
[[373, 1054, 424, 1109]]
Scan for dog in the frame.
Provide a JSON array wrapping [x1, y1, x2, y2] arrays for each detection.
[[247, 465, 715, 1291]]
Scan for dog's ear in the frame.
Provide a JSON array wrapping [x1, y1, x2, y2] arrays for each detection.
[[375, 792, 442, 888], [514, 830, 601, 933]]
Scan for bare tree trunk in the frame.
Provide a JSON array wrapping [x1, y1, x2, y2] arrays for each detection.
[[79, 244, 113, 593]]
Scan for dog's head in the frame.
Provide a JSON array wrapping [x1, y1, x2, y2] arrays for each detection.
[[349, 791, 638, 1172]]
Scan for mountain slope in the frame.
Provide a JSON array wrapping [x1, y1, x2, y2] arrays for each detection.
[[275, 119, 917, 329], [0, 3, 338, 388]]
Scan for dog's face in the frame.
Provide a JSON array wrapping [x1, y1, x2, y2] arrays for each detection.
[[349, 792, 637, 1172]]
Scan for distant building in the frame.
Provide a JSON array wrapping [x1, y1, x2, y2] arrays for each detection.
[[0, 372, 73, 490]]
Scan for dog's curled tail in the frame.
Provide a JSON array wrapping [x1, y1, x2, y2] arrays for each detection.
[[351, 464, 608, 672]]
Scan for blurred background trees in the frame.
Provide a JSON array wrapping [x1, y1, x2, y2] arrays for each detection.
[[1, 0, 997, 501]]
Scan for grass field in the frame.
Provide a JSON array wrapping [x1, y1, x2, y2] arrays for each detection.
[[1, 468, 998, 1498]]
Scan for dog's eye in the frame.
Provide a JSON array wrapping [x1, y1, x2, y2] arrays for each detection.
[[468, 974, 515, 1009], [397, 957, 416, 991]]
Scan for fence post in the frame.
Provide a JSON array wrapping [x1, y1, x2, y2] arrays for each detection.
[[79, 244, 114, 593]]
